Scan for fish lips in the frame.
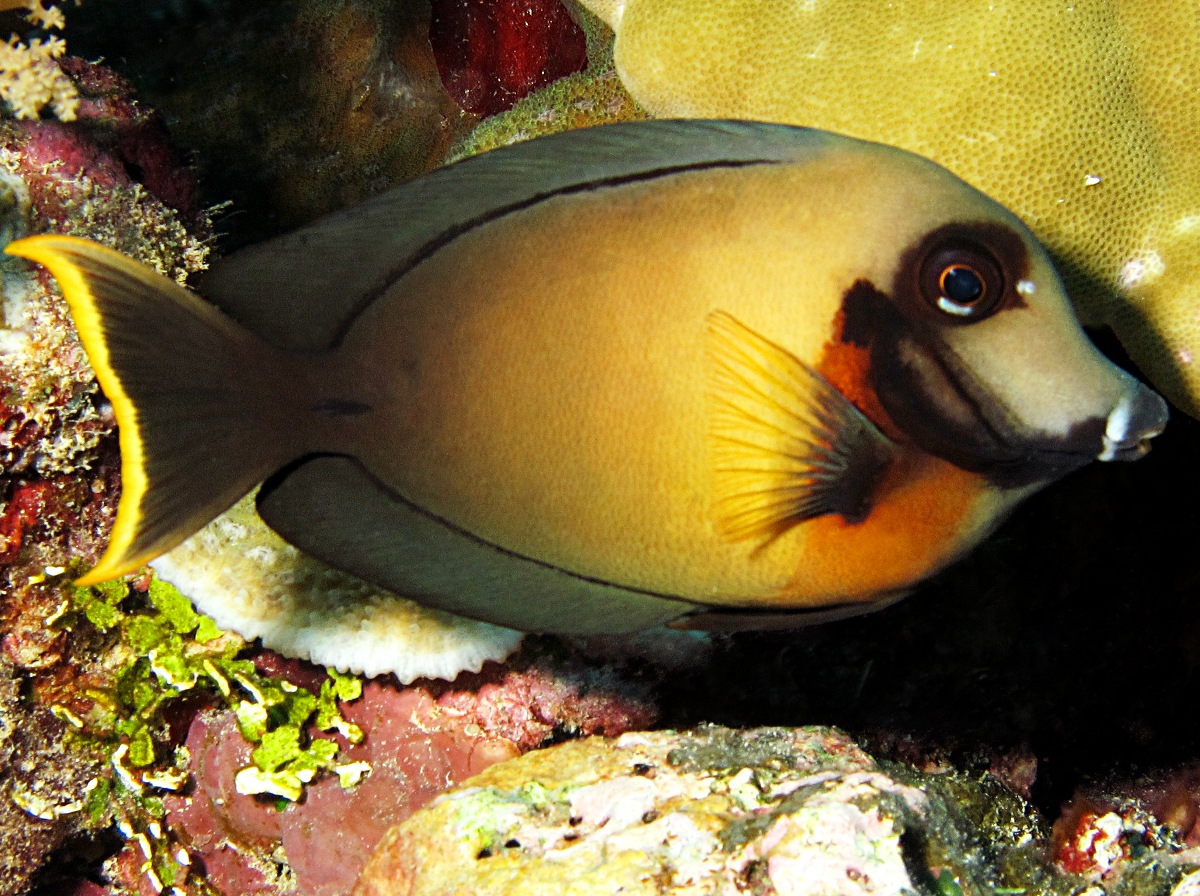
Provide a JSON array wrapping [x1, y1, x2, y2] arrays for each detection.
[[873, 333, 1167, 489], [1098, 381, 1169, 462]]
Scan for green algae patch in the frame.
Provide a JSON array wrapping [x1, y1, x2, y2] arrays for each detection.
[[450, 782, 571, 856], [45, 574, 370, 892]]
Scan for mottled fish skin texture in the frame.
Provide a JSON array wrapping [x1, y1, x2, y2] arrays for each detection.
[[6, 119, 1168, 634]]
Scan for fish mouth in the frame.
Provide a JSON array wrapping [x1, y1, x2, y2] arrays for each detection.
[[874, 335, 1167, 488], [1097, 382, 1169, 462], [1101, 439, 1154, 463], [962, 378, 1169, 480], [929, 375, 1167, 486]]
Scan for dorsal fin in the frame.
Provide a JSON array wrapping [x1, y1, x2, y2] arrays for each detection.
[[196, 120, 845, 351]]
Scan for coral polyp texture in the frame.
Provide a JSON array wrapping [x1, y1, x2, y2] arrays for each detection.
[[573, 0, 1200, 419], [151, 493, 524, 683]]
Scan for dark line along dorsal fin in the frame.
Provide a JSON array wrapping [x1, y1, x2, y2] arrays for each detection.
[[198, 120, 848, 351], [705, 311, 898, 544]]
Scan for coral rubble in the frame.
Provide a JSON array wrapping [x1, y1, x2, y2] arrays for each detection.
[[0, 658, 103, 896], [352, 726, 992, 895]]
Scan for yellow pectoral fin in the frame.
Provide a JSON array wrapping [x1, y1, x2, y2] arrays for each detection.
[[705, 310, 897, 545]]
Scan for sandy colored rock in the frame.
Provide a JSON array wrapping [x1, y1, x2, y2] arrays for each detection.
[[353, 725, 932, 896]]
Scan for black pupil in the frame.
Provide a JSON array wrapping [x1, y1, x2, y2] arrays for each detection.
[[941, 265, 984, 304]]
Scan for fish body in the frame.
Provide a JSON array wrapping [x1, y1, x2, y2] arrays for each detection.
[[8, 120, 1166, 634]]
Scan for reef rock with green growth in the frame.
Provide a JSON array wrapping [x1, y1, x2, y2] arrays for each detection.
[[354, 724, 1200, 896], [143, 639, 659, 895], [353, 725, 952, 895], [0, 47, 214, 896], [0, 55, 208, 675]]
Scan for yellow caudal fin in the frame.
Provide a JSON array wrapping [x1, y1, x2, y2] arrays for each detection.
[[7, 235, 298, 585]]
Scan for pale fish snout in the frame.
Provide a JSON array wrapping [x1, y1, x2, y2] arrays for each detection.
[[1099, 382, 1169, 461]]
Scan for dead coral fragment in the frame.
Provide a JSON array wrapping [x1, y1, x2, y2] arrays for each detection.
[[152, 492, 523, 683], [0, 2, 77, 121]]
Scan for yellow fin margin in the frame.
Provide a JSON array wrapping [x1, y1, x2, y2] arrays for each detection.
[[9, 235, 164, 584]]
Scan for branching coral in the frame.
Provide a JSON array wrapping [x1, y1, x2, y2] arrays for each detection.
[[1, 0, 64, 30], [0, 0, 77, 121]]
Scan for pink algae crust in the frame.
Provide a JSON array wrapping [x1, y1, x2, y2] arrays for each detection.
[[429, 647, 660, 752], [10, 58, 201, 225], [163, 690, 509, 896]]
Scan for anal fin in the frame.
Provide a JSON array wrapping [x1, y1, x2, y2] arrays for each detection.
[[706, 310, 897, 545], [256, 456, 701, 634], [669, 589, 911, 632]]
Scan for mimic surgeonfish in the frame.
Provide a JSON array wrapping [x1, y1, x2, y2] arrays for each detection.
[[7, 120, 1168, 634]]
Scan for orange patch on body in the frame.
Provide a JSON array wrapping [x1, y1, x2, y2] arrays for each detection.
[[816, 310, 903, 442], [777, 449, 996, 604], [763, 311, 1002, 608]]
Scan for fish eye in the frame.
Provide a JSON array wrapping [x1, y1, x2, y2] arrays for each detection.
[[919, 243, 1005, 322], [939, 265, 983, 304]]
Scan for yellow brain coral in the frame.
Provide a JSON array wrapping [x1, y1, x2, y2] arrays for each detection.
[[577, 0, 1200, 417]]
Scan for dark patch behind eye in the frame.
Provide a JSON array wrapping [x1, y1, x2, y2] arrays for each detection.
[[895, 221, 1030, 321], [839, 279, 893, 348]]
